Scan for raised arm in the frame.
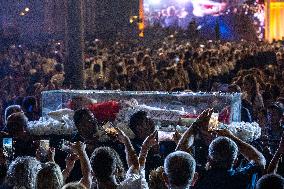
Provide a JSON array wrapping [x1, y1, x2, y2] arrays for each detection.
[[116, 128, 139, 171], [71, 142, 92, 189], [267, 133, 284, 174], [176, 108, 213, 152], [62, 153, 78, 182], [217, 129, 266, 169], [139, 130, 158, 169]]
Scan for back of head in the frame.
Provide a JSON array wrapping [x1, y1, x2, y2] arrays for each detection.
[[36, 162, 64, 189], [256, 174, 284, 189], [73, 108, 98, 129], [69, 96, 94, 110], [4, 105, 22, 124], [90, 147, 117, 182], [129, 111, 147, 134], [164, 151, 196, 188], [208, 137, 238, 169], [6, 112, 28, 136], [73, 108, 93, 126], [7, 156, 41, 189], [62, 182, 87, 189]]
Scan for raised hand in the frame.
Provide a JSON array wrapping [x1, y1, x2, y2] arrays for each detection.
[[63, 153, 79, 182], [70, 141, 86, 156], [66, 153, 79, 166], [173, 130, 182, 145], [195, 108, 214, 144], [142, 130, 158, 150], [116, 128, 139, 170], [47, 147, 55, 162], [139, 130, 158, 168], [195, 108, 214, 128], [116, 127, 129, 144]]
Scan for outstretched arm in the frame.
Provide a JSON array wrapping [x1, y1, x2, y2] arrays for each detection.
[[267, 133, 284, 174], [139, 130, 158, 169], [62, 153, 78, 182], [216, 129, 266, 169], [71, 142, 92, 189], [176, 108, 213, 152], [116, 128, 139, 171]]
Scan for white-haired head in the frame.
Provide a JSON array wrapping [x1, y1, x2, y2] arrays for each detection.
[[208, 136, 238, 169]]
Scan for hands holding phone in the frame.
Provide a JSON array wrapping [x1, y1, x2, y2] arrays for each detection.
[[142, 130, 158, 150]]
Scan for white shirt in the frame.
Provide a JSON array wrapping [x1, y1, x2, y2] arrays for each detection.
[[117, 169, 148, 189], [117, 171, 149, 189], [92, 169, 149, 189]]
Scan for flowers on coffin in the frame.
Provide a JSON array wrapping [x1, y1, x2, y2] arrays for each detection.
[[27, 109, 76, 135], [219, 122, 261, 142]]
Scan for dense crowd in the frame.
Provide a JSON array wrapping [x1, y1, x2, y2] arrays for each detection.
[[0, 33, 283, 189]]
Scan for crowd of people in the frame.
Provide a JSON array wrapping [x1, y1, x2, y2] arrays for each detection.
[[0, 31, 283, 188]]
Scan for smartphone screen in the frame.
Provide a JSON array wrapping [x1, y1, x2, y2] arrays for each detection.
[[208, 113, 220, 131], [158, 131, 175, 142], [3, 138, 13, 159], [40, 140, 50, 154], [175, 57, 180, 63]]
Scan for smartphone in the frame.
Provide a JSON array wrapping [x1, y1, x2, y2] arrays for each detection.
[[3, 138, 13, 159], [208, 113, 220, 131], [158, 131, 175, 142], [40, 140, 50, 155]]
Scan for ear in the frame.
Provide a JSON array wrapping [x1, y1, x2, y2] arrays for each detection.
[[191, 172, 199, 187], [162, 172, 169, 188]]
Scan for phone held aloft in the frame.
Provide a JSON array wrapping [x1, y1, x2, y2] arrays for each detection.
[[3, 138, 13, 161]]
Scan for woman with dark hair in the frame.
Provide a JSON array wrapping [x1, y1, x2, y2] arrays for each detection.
[[242, 74, 264, 121], [4, 105, 23, 125]]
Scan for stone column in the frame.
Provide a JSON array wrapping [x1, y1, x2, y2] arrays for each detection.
[[65, 0, 85, 89]]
